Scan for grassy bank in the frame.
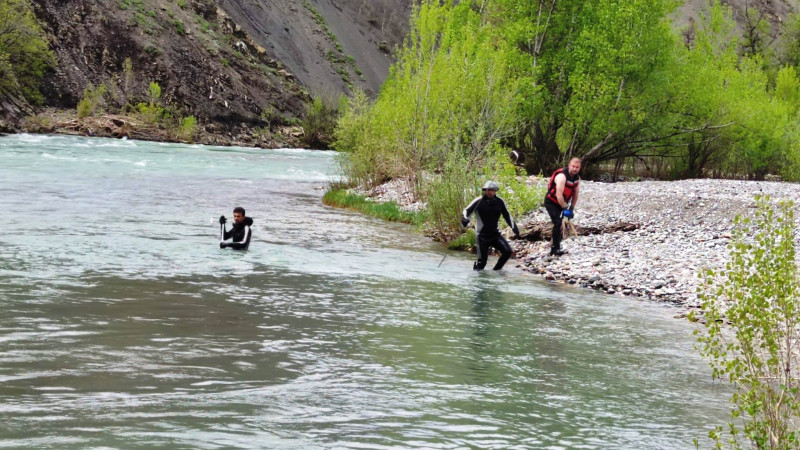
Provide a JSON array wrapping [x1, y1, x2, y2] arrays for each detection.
[[322, 188, 425, 227]]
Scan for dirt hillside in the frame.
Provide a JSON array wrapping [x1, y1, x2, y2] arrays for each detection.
[[24, 0, 411, 133]]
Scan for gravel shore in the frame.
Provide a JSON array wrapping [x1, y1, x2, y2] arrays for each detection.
[[361, 178, 800, 314]]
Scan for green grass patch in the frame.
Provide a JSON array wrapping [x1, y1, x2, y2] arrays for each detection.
[[446, 229, 475, 251], [322, 188, 424, 226]]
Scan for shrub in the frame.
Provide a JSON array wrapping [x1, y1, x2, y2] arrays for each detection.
[[420, 153, 480, 242], [176, 115, 197, 141], [0, 0, 55, 104], [121, 57, 135, 101], [447, 229, 475, 251], [483, 144, 544, 220], [333, 1, 519, 188], [302, 95, 339, 149], [136, 81, 165, 124], [172, 20, 185, 35], [693, 195, 800, 448], [76, 83, 109, 119], [21, 114, 52, 132], [147, 81, 161, 104], [143, 44, 161, 57]]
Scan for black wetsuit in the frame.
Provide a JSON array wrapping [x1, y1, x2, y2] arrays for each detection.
[[462, 195, 517, 270], [221, 217, 253, 250]]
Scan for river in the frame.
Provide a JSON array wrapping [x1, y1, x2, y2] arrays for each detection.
[[0, 134, 729, 448]]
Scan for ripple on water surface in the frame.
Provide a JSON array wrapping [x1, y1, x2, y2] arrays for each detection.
[[0, 135, 731, 448]]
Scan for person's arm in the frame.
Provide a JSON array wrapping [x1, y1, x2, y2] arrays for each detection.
[[219, 216, 229, 242], [554, 173, 568, 208], [226, 224, 252, 250], [462, 196, 482, 224], [223, 226, 233, 240], [499, 197, 519, 236], [570, 182, 579, 210]]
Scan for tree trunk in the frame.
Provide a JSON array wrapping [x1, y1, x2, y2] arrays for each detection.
[[523, 122, 561, 175]]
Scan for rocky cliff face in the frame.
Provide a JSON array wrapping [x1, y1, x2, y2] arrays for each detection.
[[14, 0, 796, 138], [29, 0, 411, 131]]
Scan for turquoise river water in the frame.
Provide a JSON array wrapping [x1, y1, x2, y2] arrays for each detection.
[[0, 134, 730, 448]]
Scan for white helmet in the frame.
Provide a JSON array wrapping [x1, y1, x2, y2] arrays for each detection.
[[482, 181, 499, 191]]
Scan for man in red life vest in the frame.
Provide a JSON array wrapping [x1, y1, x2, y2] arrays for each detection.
[[544, 157, 581, 256]]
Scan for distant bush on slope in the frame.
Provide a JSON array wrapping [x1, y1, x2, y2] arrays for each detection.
[[0, 0, 54, 105]]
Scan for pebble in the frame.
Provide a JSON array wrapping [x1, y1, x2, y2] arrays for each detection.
[[361, 177, 800, 315], [510, 179, 800, 313]]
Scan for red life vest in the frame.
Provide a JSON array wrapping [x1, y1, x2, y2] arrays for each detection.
[[546, 167, 580, 204]]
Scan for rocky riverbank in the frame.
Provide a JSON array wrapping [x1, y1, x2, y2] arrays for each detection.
[[18, 109, 304, 148], [360, 177, 800, 314]]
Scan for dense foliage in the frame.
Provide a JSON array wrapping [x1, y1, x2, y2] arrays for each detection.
[[333, 0, 800, 239], [335, 0, 800, 184], [694, 197, 800, 449], [0, 0, 54, 104]]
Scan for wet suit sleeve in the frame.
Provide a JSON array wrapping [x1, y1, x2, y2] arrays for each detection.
[[499, 197, 516, 230], [223, 226, 233, 240], [226, 225, 251, 250], [463, 196, 482, 221]]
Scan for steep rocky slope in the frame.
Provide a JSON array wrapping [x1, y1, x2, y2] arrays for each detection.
[[5, 0, 795, 141], [22, 0, 410, 138], [217, 0, 409, 96]]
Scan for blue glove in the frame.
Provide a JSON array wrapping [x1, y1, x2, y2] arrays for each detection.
[[562, 209, 574, 219]]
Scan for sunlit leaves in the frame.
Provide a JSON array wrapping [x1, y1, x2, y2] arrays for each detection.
[[0, 0, 54, 104], [696, 196, 800, 448]]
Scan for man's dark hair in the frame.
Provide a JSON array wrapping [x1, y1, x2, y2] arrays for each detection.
[[233, 206, 245, 215]]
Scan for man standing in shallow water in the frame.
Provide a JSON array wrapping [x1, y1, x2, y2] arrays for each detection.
[[462, 181, 520, 271], [544, 157, 581, 256], [219, 206, 253, 250]]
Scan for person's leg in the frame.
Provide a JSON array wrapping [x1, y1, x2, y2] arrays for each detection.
[[492, 236, 513, 270], [474, 234, 490, 270], [545, 201, 563, 254]]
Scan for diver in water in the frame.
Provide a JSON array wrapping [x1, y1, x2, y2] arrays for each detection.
[[461, 181, 520, 271], [219, 206, 253, 250]]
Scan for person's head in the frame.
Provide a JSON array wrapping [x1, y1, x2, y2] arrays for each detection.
[[233, 206, 246, 224], [481, 180, 499, 198], [567, 157, 582, 176]]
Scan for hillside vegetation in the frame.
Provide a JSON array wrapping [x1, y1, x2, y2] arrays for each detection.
[[333, 0, 800, 238]]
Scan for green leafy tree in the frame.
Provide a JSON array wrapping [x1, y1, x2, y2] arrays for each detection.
[[302, 95, 339, 149], [335, 0, 519, 185], [694, 196, 800, 449], [491, 0, 679, 173], [0, 0, 55, 104], [661, 2, 796, 180], [76, 83, 109, 119], [776, 12, 800, 68]]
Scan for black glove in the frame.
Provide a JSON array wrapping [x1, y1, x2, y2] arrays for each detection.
[[220, 242, 228, 248], [461, 218, 470, 227], [219, 215, 227, 225], [512, 225, 520, 238]]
